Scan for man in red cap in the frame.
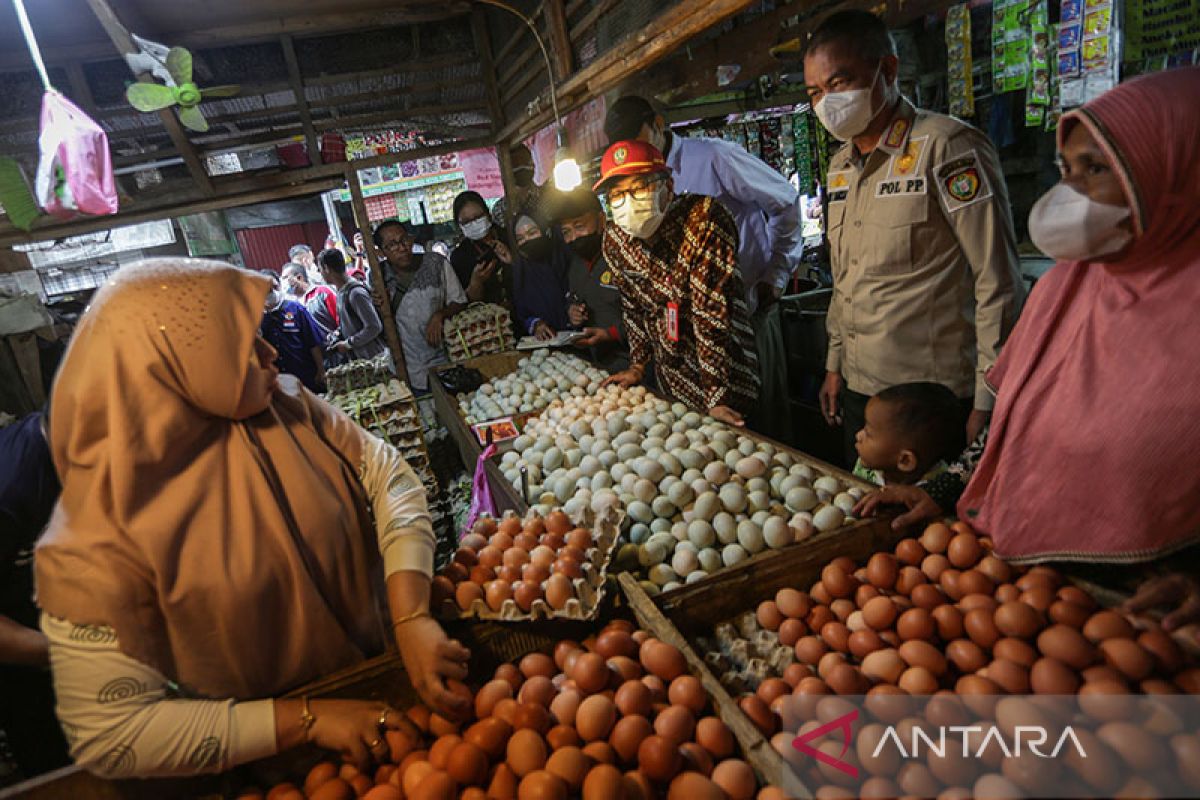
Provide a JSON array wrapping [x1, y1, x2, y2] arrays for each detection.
[[596, 139, 760, 426]]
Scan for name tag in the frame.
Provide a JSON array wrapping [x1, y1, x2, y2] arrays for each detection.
[[666, 302, 679, 342], [875, 177, 927, 197]]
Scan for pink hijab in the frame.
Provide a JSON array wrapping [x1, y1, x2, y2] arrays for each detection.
[[957, 68, 1200, 563]]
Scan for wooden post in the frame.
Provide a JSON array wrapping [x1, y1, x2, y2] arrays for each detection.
[[470, 7, 506, 134], [345, 168, 409, 382], [82, 0, 215, 196], [543, 0, 574, 81], [280, 34, 323, 166]]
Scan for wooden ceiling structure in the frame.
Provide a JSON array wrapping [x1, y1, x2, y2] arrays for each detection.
[[0, 0, 949, 250]]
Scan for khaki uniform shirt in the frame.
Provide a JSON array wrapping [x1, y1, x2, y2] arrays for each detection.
[[824, 99, 1023, 410]]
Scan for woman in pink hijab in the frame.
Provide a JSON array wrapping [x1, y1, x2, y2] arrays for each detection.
[[857, 68, 1200, 628]]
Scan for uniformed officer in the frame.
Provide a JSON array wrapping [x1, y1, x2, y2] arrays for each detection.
[[804, 10, 1024, 465]]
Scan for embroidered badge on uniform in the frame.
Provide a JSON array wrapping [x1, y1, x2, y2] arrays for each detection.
[[884, 117, 911, 150], [934, 150, 993, 212], [613, 146, 628, 165], [599, 270, 613, 286], [827, 169, 852, 203], [888, 136, 928, 178]]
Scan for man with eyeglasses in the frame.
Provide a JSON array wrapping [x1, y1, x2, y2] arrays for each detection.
[[596, 140, 759, 427], [374, 219, 468, 392]]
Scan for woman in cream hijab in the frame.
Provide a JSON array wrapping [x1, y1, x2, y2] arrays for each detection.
[[35, 258, 469, 777]]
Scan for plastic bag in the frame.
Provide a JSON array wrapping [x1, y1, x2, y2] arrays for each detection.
[[462, 444, 498, 540], [34, 91, 118, 220]]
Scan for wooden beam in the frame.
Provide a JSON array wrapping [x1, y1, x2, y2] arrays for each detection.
[[313, 101, 486, 132], [280, 35, 323, 166], [471, 7, 507, 134], [62, 63, 99, 117], [306, 53, 476, 86], [81, 0, 215, 197], [568, 0, 620, 42], [493, 3, 545, 65], [0, 178, 343, 248], [495, 0, 757, 144], [345, 173, 408, 382], [543, 0, 575, 81]]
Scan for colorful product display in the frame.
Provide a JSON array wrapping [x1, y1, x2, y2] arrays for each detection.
[[946, 3, 976, 118]]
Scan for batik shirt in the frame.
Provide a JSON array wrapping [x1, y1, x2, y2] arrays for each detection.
[[603, 194, 760, 414]]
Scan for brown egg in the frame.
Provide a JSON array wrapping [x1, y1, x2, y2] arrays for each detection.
[[641, 674, 668, 703], [498, 565, 523, 584], [983, 658, 1030, 694], [860, 648, 905, 685], [478, 545, 505, 570], [896, 608, 935, 641], [518, 770, 567, 800], [544, 510, 570, 534], [637, 735, 683, 783], [456, 581, 485, 610], [863, 552, 899, 590], [806, 605, 836, 632], [830, 598, 856, 622], [920, 523, 953, 554], [582, 741, 618, 765], [1019, 586, 1056, 612], [946, 533, 982, 569], [821, 564, 857, 599], [898, 666, 938, 694], [993, 637, 1038, 668], [1138, 628, 1185, 674], [553, 558, 584, 580], [899, 640, 948, 676], [576, 695, 618, 742], [994, 583, 1021, 603], [410, 771, 456, 800], [641, 641, 687, 682], [570, 653, 609, 695], [895, 538, 927, 566], [1037, 624, 1096, 670], [861, 596, 898, 631], [976, 555, 1013, 585], [514, 701, 552, 734], [955, 674, 1001, 695], [795, 676, 833, 696], [755, 601, 785, 631], [595, 630, 637, 660], [514, 534, 539, 552], [465, 717, 513, 760], [545, 747, 591, 792], [1177, 669, 1200, 693], [540, 532, 565, 550], [753, 678, 789, 707], [776, 618, 807, 648], [606, 714, 651, 763], [826, 663, 870, 694], [939, 568, 963, 600], [1082, 664, 1127, 684], [447, 741, 489, 786], [498, 517, 523, 537], [930, 605, 964, 640], [545, 574, 575, 610], [775, 588, 811, 619], [1099, 638, 1154, 681], [429, 734, 462, 770], [488, 764, 519, 800], [508, 729, 549, 777], [431, 575, 456, 608], [694, 717, 735, 760], [520, 675, 557, 707], [848, 629, 885, 659], [679, 742, 715, 776], [956, 569, 994, 598], [1030, 657, 1080, 694], [994, 601, 1044, 639], [304, 763, 339, 796], [908, 583, 943, 611], [1048, 599, 1091, 628], [958, 593, 998, 614], [921, 554, 952, 583], [666, 772, 724, 800], [1057, 585, 1098, 610], [895, 566, 928, 596], [711, 759, 757, 800], [1083, 610, 1136, 643], [945, 639, 987, 673], [567, 527, 593, 550], [654, 704, 696, 744], [668, 676, 707, 714], [582, 764, 623, 800], [547, 724, 580, 750], [485, 580, 514, 611], [818, 651, 847, 681], [855, 584, 881, 609], [820, 621, 852, 653], [738, 695, 777, 736], [964, 608, 1001, 649]]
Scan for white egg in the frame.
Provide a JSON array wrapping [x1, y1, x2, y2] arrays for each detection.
[[790, 512, 815, 542], [648, 564, 678, 587], [813, 505, 846, 532], [722, 543, 749, 567], [697, 547, 722, 573], [737, 520, 765, 554], [762, 516, 792, 549]]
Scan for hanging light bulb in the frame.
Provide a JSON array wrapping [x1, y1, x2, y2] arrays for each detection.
[[552, 128, 581, 191]]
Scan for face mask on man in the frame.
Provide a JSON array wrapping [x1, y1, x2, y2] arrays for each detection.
[[612, 183, 669, 240], [1028, 182, 1132, 262], [519, 235, 553, 262], [814, 63, 895, 142], [461, 217, 491, 241], [568, 232, 603, 261]]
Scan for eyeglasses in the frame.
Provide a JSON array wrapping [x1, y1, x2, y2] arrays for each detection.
[[606, 176, 664, 209], [380, 236, 411, 251]]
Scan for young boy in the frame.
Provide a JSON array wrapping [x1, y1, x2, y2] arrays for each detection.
[[853, 382, 966, 486]]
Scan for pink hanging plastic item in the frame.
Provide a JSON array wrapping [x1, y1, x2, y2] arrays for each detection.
[[34, 91, 118, 220], [462, 444, 499, 541]]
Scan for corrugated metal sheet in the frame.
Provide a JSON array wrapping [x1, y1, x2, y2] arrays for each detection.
[[234, 222, 327, 271]]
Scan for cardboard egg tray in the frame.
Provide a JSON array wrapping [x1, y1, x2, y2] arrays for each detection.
[[437, 504, 625, 623], [444, 303, 516, 362]]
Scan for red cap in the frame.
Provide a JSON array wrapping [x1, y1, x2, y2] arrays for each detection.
[[593, 139, 670, 191]]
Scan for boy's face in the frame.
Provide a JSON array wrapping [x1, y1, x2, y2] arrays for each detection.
[[855, 397, 918, 475]]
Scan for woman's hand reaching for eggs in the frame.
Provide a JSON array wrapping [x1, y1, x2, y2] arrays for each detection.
[[1123, 572, 1200, 635], [396, 614, 472, 720]]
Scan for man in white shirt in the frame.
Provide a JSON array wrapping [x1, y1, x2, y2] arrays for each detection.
[[605, 96, 804, 443]]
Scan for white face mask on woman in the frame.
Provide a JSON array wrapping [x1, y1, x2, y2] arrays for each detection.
[[460, 217, 491, 241], [612, 184, 669, 240], [1028, 182, 1132, 262], [814, 63, 895, 142]]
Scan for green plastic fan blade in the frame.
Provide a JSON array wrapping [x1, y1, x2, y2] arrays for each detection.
[[126, 82, 178, 112], [177, 104, 209, 132], [165, 46, 193, 87], [200, 84, 241, 98]]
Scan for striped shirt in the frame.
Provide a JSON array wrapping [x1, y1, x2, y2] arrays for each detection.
[[603, 194, 760, 414]]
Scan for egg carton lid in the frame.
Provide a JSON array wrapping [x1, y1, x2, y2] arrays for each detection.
[[438, 504, 625, 623]]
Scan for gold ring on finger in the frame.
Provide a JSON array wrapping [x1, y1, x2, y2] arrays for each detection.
[[378, 706, 392, 728], [368, 737, 384, 750]]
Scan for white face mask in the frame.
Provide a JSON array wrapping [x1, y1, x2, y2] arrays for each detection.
[[461, 217, 491, 241], [612, 184, 669, 240], [814, 64, 893, 142], [1028, 182, 1132, 262]]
